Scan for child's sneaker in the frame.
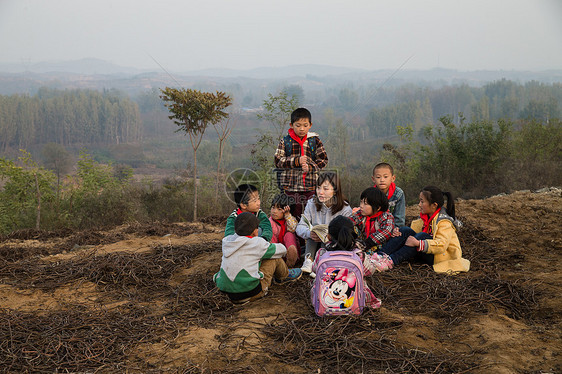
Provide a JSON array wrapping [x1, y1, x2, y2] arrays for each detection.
[[276, 268, 302, 283], [374, 253, 394, 272], [363, 252, 385, 275], [301, 254, 313, 273]]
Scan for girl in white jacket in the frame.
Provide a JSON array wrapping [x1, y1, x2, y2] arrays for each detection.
[[297, 172, 352, 273]]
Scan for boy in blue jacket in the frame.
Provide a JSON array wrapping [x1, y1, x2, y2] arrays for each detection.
[[372, 162, 406, 227]]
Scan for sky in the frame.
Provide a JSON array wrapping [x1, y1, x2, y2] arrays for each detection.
[[1, 0, 561, 73]]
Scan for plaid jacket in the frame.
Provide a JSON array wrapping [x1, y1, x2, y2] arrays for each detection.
[[349, 211, 395, 251], [274, 132, 328, 192]]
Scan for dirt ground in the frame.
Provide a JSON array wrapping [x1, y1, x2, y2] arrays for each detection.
[[0, 188, 560, 373]]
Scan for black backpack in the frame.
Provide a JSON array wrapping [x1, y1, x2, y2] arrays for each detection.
[[283, 134, 317, 161]]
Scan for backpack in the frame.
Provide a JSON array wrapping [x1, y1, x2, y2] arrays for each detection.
[[284, 134, 317, 161], [275, 135, 318, 191], [311, 250, 366, 316]]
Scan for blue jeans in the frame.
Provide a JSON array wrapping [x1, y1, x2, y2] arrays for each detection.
[[380, 227, 434, 266]]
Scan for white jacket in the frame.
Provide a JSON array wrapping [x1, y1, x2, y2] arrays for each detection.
[[296, 198, 353, 240], [214, 234, 286, 293]]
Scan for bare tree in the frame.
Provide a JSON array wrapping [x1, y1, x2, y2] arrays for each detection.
[[160, 88, 232, 220], [212, 114, 237, 203]]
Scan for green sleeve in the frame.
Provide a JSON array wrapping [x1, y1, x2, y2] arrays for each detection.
[[262, 243, 277, 259], [224, 214, 235, 237], [257, 210, 273, 241]]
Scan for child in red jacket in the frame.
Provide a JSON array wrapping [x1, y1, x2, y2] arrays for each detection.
[[269, 193, 299, 267]]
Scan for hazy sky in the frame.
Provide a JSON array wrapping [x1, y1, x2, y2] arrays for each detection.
[[1, 0, 561, 72]]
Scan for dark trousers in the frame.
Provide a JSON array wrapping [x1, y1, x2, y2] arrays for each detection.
[[380, 227, 434, 266]]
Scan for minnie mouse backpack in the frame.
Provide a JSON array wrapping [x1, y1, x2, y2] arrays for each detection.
[[311, 250, 366, 316]]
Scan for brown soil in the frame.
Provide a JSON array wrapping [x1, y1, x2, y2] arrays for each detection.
[[0, 189, 560, 373]]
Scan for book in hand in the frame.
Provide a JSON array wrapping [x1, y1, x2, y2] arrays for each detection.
[[302, 215, 329, 243]]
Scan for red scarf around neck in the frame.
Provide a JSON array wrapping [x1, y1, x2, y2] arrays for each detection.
[[420, 208, 441, 234], [364, 210, 383, 238], [288, 128, 308, 185], [373, 182, 396, 199], [272, 218, 286, 242]]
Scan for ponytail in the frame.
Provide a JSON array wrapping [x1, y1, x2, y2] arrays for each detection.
[[443, 191, 455, 219]]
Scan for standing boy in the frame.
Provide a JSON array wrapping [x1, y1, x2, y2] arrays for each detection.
[[372, 162, 406, 227], [214, 212, 302, 304], [225, 184, 272, 241], [274, 108, 328, 219]]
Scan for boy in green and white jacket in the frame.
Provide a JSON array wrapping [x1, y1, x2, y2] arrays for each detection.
[[214, 212, 302, 304]]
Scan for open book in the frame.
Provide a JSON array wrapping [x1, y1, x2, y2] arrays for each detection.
[[301, 215, 329, 243]]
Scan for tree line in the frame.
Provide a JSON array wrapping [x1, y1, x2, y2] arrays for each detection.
[[356, 80, 562, 139], [0, 87, 142, 151], [0, 82, 560, 234]]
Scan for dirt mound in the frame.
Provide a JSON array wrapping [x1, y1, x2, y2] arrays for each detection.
[[0, 189, 560, 373]]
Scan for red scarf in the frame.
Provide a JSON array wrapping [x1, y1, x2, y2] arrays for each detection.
[[420, 208, 441, 234], [364, 210, 383, 238], [288, 128, 308, 185], [272, 218, 286, 242], [236, 208, 243, 215], [373, 182, 396, 199]]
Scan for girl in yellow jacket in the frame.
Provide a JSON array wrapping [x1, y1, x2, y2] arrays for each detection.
[[366, 186, 470, 274]]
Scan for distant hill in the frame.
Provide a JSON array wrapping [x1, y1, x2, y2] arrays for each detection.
[[181, 64, 368, 79], [0, 58, 144, 75], [0, 58, 561, 96]]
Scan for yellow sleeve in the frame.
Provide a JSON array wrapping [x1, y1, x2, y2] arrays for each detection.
[[410, 218, 423, 233], [423, 220, 455, 255]]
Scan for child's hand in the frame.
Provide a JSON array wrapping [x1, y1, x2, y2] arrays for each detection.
[[283, 206, 291, 215], [352, 207, 360, 214], [299, 156, 309, 172], [405, 236, 419, 247], [310, 231, 322, 242], [391, 227, 401, 237]]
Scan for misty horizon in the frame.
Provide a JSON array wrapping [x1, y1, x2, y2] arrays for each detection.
[[1, 0, 561, 74]]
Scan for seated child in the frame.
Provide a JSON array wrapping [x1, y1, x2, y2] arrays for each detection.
[[311, 215, 381, 310], [224, 184, 272, 241], [296, 172, 352, 274], [372, 162, 406, 227], [269, 193, 300, 267], [349, 187, 395, 255], [214, 212, 303, 305], [371, 185, 470, 273]]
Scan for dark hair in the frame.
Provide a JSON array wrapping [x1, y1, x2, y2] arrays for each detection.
[[270, 193, 294, 209], [234, 212, 260, 236], [314, 172, 349, 215], [421, 185, 456, 219], [360, 187, 389, 213], [234, 184, 258, 207], [373, 162, 394, 175], [327, 216, 357, 251], [290, 107, 312, 124]]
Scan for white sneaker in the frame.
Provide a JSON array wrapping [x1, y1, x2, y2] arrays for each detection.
[[301, 254, 313, 273]]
